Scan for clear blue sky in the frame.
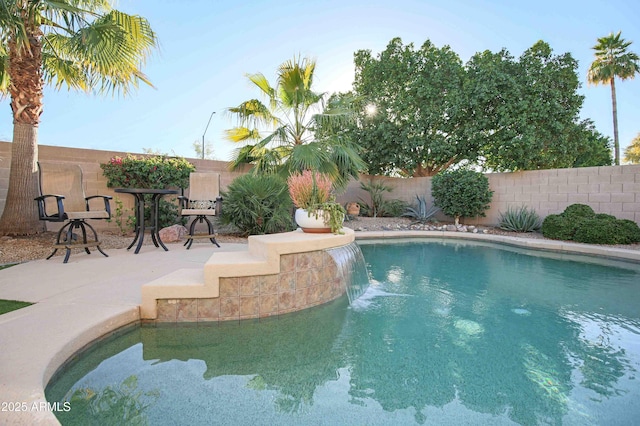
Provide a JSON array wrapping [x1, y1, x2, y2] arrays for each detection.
[[1, 0, 639, 162]]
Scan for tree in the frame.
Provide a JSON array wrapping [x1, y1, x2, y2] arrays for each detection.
[[571, 120, 612, 167], [350, 38, 470, 177], [0, 1, 158, 235], [624, 133, 640, 164], [192, 140, 216, 160], [466, 41, 586, 171], [431, 169, 493, 226], [587, 31, 640, 165], [226, 56, 365, 188]]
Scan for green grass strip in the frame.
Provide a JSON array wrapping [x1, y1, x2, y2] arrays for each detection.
[[0, 263, 18, 271], [0, 299, 33, 315]]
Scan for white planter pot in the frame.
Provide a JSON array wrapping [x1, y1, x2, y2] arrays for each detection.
[[295, 208, 331, 233]]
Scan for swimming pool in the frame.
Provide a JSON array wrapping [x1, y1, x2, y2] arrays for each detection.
[[46, 239, 640, 425]]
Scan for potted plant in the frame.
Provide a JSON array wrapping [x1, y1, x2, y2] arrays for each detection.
[[287, 170, 345, 234]]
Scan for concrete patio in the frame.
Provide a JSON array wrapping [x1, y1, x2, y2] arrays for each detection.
[[1, 231, 639, 425]]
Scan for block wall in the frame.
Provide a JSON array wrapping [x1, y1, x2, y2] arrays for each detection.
[[337, 166, 640, 225], [0, 141, 247, 231], [2, 141, 639, 228]]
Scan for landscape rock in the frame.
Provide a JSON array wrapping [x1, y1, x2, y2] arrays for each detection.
[[159, 225, 188, 243]]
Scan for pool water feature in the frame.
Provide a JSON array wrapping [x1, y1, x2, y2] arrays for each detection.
[[46, 240, 640, 425], [326, 241, 370, 304]]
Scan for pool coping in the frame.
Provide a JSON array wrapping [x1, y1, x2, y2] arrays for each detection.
[[0, 230, 638, 425]]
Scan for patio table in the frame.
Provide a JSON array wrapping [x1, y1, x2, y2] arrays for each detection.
[[114, 188, 179, 254]]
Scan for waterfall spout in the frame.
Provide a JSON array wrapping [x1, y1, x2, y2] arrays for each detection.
[[327, 242, 370, 305]]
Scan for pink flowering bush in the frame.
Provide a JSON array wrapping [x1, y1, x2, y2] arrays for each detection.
[[100, 154, 194, 189], [287, 170, 333, 210]]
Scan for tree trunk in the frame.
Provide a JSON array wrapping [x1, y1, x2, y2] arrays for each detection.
[[0, 20, 45, 235], [0, 124, 44, 235], [610, 78, 620, 165]]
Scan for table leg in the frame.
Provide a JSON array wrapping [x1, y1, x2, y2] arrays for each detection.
[[133, 193, 146, 254], [152, 193, 169, 251]]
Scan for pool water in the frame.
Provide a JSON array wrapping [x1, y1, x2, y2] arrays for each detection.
[[46, 240, 640, 425]]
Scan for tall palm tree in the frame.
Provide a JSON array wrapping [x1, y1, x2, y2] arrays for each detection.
[[226, 56, 365, 188], [0, 1, 157, 235], [587, 31, 640, 165]]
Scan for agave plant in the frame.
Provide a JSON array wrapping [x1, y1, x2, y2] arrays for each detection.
[[498, 205, 541, 232], [402, 195, 440, 223]]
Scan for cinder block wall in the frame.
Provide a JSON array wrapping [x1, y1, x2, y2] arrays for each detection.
[[337, 166, 640, 226], [2, 141, 639, 229], [0, 141, 247, 232]]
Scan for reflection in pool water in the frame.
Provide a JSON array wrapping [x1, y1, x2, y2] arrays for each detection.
[[46, 240, 640, 425]]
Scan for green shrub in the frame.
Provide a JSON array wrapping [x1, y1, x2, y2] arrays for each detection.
[[541, 214, 575, 240], [431, 169, 493, 225], [378, 199, 408, 217], [562, 203, 595, 220], [617, 219, 640, 244], [357, 178, 407, 217], [498, 205, 541, 232], [573, 218, 640, 245], [219, 174, 295, 236], [101, 154, 194, 189], [542, 204, 640, 245], [100, 154, 195, 229], [358, 179, 391, 217]]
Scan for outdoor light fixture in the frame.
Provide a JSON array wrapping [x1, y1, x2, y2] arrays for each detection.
[[202, 111, 216, 160]]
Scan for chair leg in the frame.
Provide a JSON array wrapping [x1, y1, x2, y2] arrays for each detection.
[[203, 216, 220, 248], [77, 221, 91, 255], [83, 220, 109, 258], [46, 221, 73, 260], [185, 217, 198, 250], [184, 216, 219, 249], [47, 220, 108, 263]]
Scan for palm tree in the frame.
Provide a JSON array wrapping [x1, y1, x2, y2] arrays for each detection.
[[0, 1, 157, 235], [226, 56, 365, 188], [587, 31, 640, 165], [624, 133, 640, 164]]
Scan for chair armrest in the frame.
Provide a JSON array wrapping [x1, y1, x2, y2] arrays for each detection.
[[215, 196, 223, 216], [34, 194, 65, 221], [177, 195, 188, 209], [85, 195, 112, 219]]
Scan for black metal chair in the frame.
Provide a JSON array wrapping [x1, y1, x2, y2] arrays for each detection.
[[178, 172, 222, 249], [35, 162, 112, 263]]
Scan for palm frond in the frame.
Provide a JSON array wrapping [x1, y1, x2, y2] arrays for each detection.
[[588, 31, 640, 85], [229, 144, 259, 171], [0, 52, 8, 95], [286, 142, 335, 176], [227, 99, 278, 129], [42, 50, 87, 91], [225, 127, 261, 143], [41, 9, 158, 95], [328, 140, 367, 188], [246, 72, 276, 107]]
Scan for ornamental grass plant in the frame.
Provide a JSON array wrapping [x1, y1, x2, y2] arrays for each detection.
[[287, 170, 333, 210], [287, 170, 345, 233]]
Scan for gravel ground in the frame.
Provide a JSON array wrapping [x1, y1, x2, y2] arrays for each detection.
[[1, 216, 638, 265]]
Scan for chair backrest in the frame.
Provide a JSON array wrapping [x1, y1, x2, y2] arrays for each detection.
[[187, 172, 220, 201], [38, 162, 87, 214]]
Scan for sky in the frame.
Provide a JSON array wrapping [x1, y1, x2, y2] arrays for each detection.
[[1, 0, 639, 162]]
